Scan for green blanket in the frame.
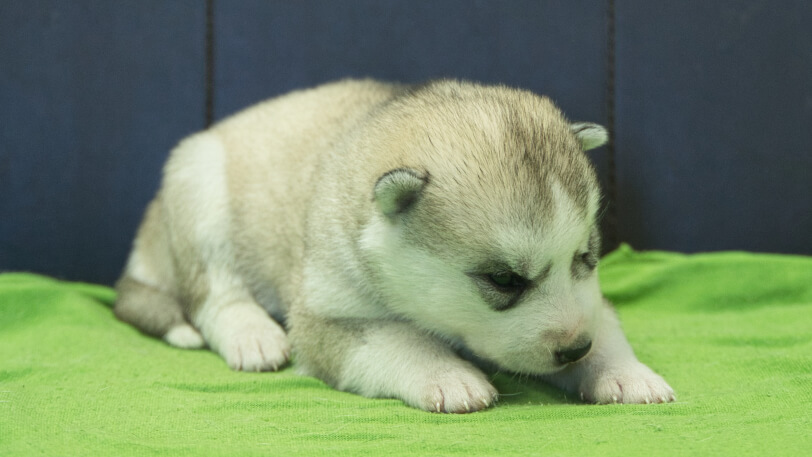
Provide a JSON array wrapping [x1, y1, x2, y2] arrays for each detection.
[[1, 246, 810, 456]]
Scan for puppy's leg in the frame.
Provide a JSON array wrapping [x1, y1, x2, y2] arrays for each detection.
[[190, 269, 290, 372], [291, 314, 498, 413], [115, 199, 204, 350], [544, 299, 675, 404], [115, 276, 205, 349]]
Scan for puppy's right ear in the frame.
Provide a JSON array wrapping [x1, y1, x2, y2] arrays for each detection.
[[373, 168, 428, 219], [570, 122, 608, 151]]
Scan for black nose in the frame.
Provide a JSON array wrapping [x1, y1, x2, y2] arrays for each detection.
[[555, 340, 592, 365]]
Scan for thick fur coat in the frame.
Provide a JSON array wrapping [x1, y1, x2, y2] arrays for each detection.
[[115, 79, 675, 412]]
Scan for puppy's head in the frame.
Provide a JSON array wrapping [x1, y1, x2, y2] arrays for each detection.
[[360, 81, 608, 375]]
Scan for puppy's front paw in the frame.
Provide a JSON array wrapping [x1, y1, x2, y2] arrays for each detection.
[[580, 362, 675, 405], [412, 366, 498, 413], [206, 306, 290, 371], [216, 318, 290, 372]]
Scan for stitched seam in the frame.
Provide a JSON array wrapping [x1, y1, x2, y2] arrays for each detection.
[[605, 0, 619, 250], [205, 0, 215, 128]]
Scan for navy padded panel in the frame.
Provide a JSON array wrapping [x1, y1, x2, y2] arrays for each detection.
[[215, 0, 608, 122], [0, 1, 206, 284], [614, 1, 812, 254], [214, 1, 612, 210]]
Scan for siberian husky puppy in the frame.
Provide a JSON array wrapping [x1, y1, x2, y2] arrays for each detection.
[[115, 79, 675, 413]]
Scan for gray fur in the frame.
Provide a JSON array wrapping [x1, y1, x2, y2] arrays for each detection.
[[114, 79, 673, 412]]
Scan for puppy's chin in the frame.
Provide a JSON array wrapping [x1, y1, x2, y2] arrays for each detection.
[[497, 358, 565, 376], [460, 343, 562, 376]]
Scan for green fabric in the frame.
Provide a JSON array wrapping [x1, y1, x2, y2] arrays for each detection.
[[1, 245, 810, 456]]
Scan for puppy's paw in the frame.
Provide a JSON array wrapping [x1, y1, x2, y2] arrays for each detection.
[[579, 362, 675, 405], [411, 366, 498, 413], [218, 318, 290, 372], [164, 323, 206, 349], [204, 305, 291, 372]]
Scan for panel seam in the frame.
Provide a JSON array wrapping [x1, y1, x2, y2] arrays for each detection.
[[205, 0, 215, 128], [605, 0, 619, 250]]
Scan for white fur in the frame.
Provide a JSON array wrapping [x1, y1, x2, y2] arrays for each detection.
[[195, 297, 289, 372], [300, 260, 391, 320], [118, 80, 674, 412], [164, 324, 205, 349], [359, 179, 603, 376], [570, 122, 609, 151], [360, 198, 675, 403], [124, 249, 158, 288], [192, 268, 290, 372], [163, 133, 232, 257], [338, 321, 498, 413], [163, 134, 292, 371], [496, 180, 590, 273], [543, 303, 676, 404]]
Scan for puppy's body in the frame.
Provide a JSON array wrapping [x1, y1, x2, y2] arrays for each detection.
[[115, 79, 675, 412]]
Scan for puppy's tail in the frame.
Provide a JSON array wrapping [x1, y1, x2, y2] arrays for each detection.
[[114, 276, 205, 349]]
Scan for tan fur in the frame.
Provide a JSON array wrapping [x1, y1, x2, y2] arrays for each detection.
[[115, 79, 674, 412]]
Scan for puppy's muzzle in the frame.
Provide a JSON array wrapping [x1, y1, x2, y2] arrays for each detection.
[[555, 340, 592, 365]]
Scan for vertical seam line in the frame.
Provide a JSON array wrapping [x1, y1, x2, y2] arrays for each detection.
[[205, 0, 215, 128], [605, 0, 619, 249]]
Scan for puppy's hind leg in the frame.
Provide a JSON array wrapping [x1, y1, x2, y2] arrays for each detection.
[[114, 276, 205, 350], [114, 198, 204, 349]]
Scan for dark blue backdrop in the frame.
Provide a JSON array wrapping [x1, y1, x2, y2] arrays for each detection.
[[1, 1, 810, 285]]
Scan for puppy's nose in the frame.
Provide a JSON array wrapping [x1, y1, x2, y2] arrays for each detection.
[[555, 340, 592, 365]]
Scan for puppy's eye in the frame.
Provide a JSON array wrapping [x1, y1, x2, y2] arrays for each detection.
[[580, 252, 598, 270], [575, 251, 598, 272], [469, 270, 529, 312], [486, 271, 527, 291]]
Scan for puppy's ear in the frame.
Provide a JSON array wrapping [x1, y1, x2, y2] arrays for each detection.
[[373, 168, 428, 219], [570, 122, 608, 151]]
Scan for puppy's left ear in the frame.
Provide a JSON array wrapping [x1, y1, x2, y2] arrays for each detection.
[[373, 168, 428, 219], [570, 122, 608, 151]]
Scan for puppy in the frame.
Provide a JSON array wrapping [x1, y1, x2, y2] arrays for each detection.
[[114, 79, 675, 413]]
